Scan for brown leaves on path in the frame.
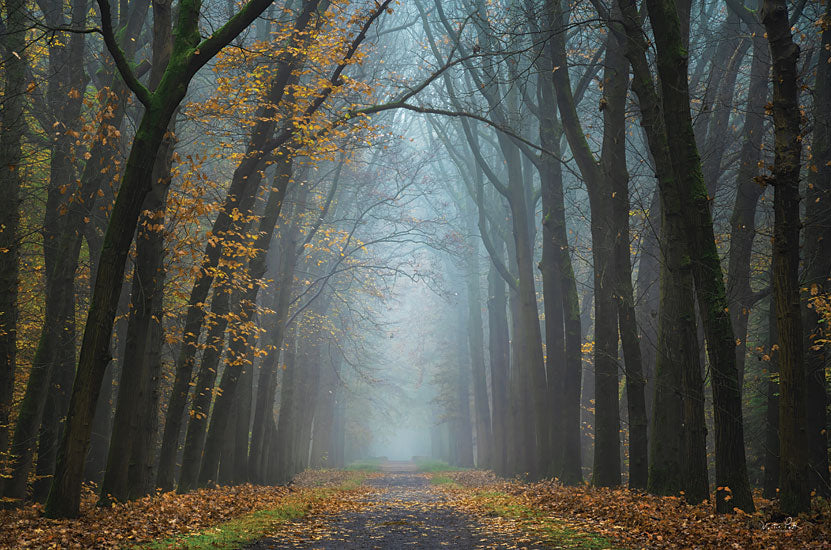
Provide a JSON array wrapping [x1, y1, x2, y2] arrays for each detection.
[[0, 471, 365, 549], [433, 471, 831, 549]]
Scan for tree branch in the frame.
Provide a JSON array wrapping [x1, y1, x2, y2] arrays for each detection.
[[95, 0, 151, 106]]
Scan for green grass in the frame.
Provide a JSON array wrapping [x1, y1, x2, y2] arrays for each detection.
[[472, 490, 620, 549], [136, 501, 309, 550], [428, 474, 459, 487], [412, 458, 455, 472], [133, 477, 366, 550]]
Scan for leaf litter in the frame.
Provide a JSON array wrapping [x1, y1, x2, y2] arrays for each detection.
[[431, 471, 831, 549]]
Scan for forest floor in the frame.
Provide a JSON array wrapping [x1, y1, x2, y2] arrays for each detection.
[[2, 466, 831, 549]]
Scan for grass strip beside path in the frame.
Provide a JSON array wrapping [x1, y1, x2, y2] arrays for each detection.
[[135, 483, 363, 550], [428, 473, 619, 549], [467, 489, 621, 549]]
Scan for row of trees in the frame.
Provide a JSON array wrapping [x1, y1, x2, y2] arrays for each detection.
[[0, 0, 828, 522], [0, 0, 418, 517], [403, 0, 830, 518]]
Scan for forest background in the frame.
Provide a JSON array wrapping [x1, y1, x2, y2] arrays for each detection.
[[0, 0, 829, 529]]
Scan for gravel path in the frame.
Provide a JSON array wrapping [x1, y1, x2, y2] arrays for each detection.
[[242, 470, 547, 549]]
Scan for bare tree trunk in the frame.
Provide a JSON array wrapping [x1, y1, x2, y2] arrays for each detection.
[[763, 294, 780, 498], [547, 0, 648, 487], [645, 0, 754, 513], [487, 255, 510, 475], [462, 198, 491, 467], [616, 0, 708, 503], [0, 0, 27, 479], [454, 303, 475, 469], [762, 0, 809, 515], [535, 53, 581, 482], [311, 357, 339, 468], [274, 331, 298, 483], [726, 26, 769, 390], [801, 0, 831, 498]]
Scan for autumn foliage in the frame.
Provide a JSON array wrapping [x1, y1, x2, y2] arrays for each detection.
[[436, 471, 831, 549], [0, 470, 368, 549]]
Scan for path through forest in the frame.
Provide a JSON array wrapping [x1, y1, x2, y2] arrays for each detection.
[[244, 463, 548, 549]]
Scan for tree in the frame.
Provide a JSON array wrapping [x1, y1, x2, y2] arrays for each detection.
[[616, 0, 708, 503], [99, 0, 174, 503], [0, 0, 27, 475], [644, 0, 754, 513], [761, 0, 810, 516], [44, 0, 298, 519], [156, 0, 325, 491], [801, 0, 831, 497], [545, 0, 648, 488]]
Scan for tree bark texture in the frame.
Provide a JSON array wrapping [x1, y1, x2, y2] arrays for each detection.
[[762, 0, 810, 515], [645, 0, 754, 513], [801, 0, 831, 497]]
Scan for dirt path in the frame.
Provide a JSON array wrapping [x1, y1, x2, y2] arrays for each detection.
[[242, 467, 547, 549]]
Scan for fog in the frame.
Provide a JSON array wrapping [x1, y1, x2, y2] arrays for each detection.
[[3, 0, 828, 522]]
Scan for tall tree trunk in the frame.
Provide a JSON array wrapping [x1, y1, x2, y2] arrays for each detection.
[[233, 346, 254, 483], [84, 361, 114, 484], [506, 285, 530, 475], [615, 0, 708, 503], [801, 0, 831, 498], [763, 295, 780, 498], [331, 386, 345, 468], [635, 187, 660, 435], [29, 0, 94, 501], [487, 255, 510, 476], [454, 303, 475, 469], [293, 339, 321, 474], [612, 153, 648, 491], [217, 404, 238, 485], [536, 58, 567, 481], [762, 0, 809, 515], [44, 0, 285, 517], [700, 23, 748, 196], [645, 0, 754, 513], [177, 282, 236, 493], [0, 0, 27, 476], [726, 26, 769, 390], [602, 13, 647, 489], [559, 238, 583, 485], [101, 0, 174, 499], [198, 156, 294, 487], [547, 0, 637, 487], [156, 2, 322, 490], [311, 357, 338, 468], [2, 0, 99, 504], [462, 198, 491, 467], [248, 228, 299, 482], [274, 331, 298, 483]]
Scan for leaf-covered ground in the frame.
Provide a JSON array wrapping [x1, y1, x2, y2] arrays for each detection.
[[245, 472, 559, 549], [431, 471, 831, 549], [2, 468, 831, 549], [0, 470, 368, 549]]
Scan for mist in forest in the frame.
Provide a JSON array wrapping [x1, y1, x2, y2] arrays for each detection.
[[1, 0, 829, 532]]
